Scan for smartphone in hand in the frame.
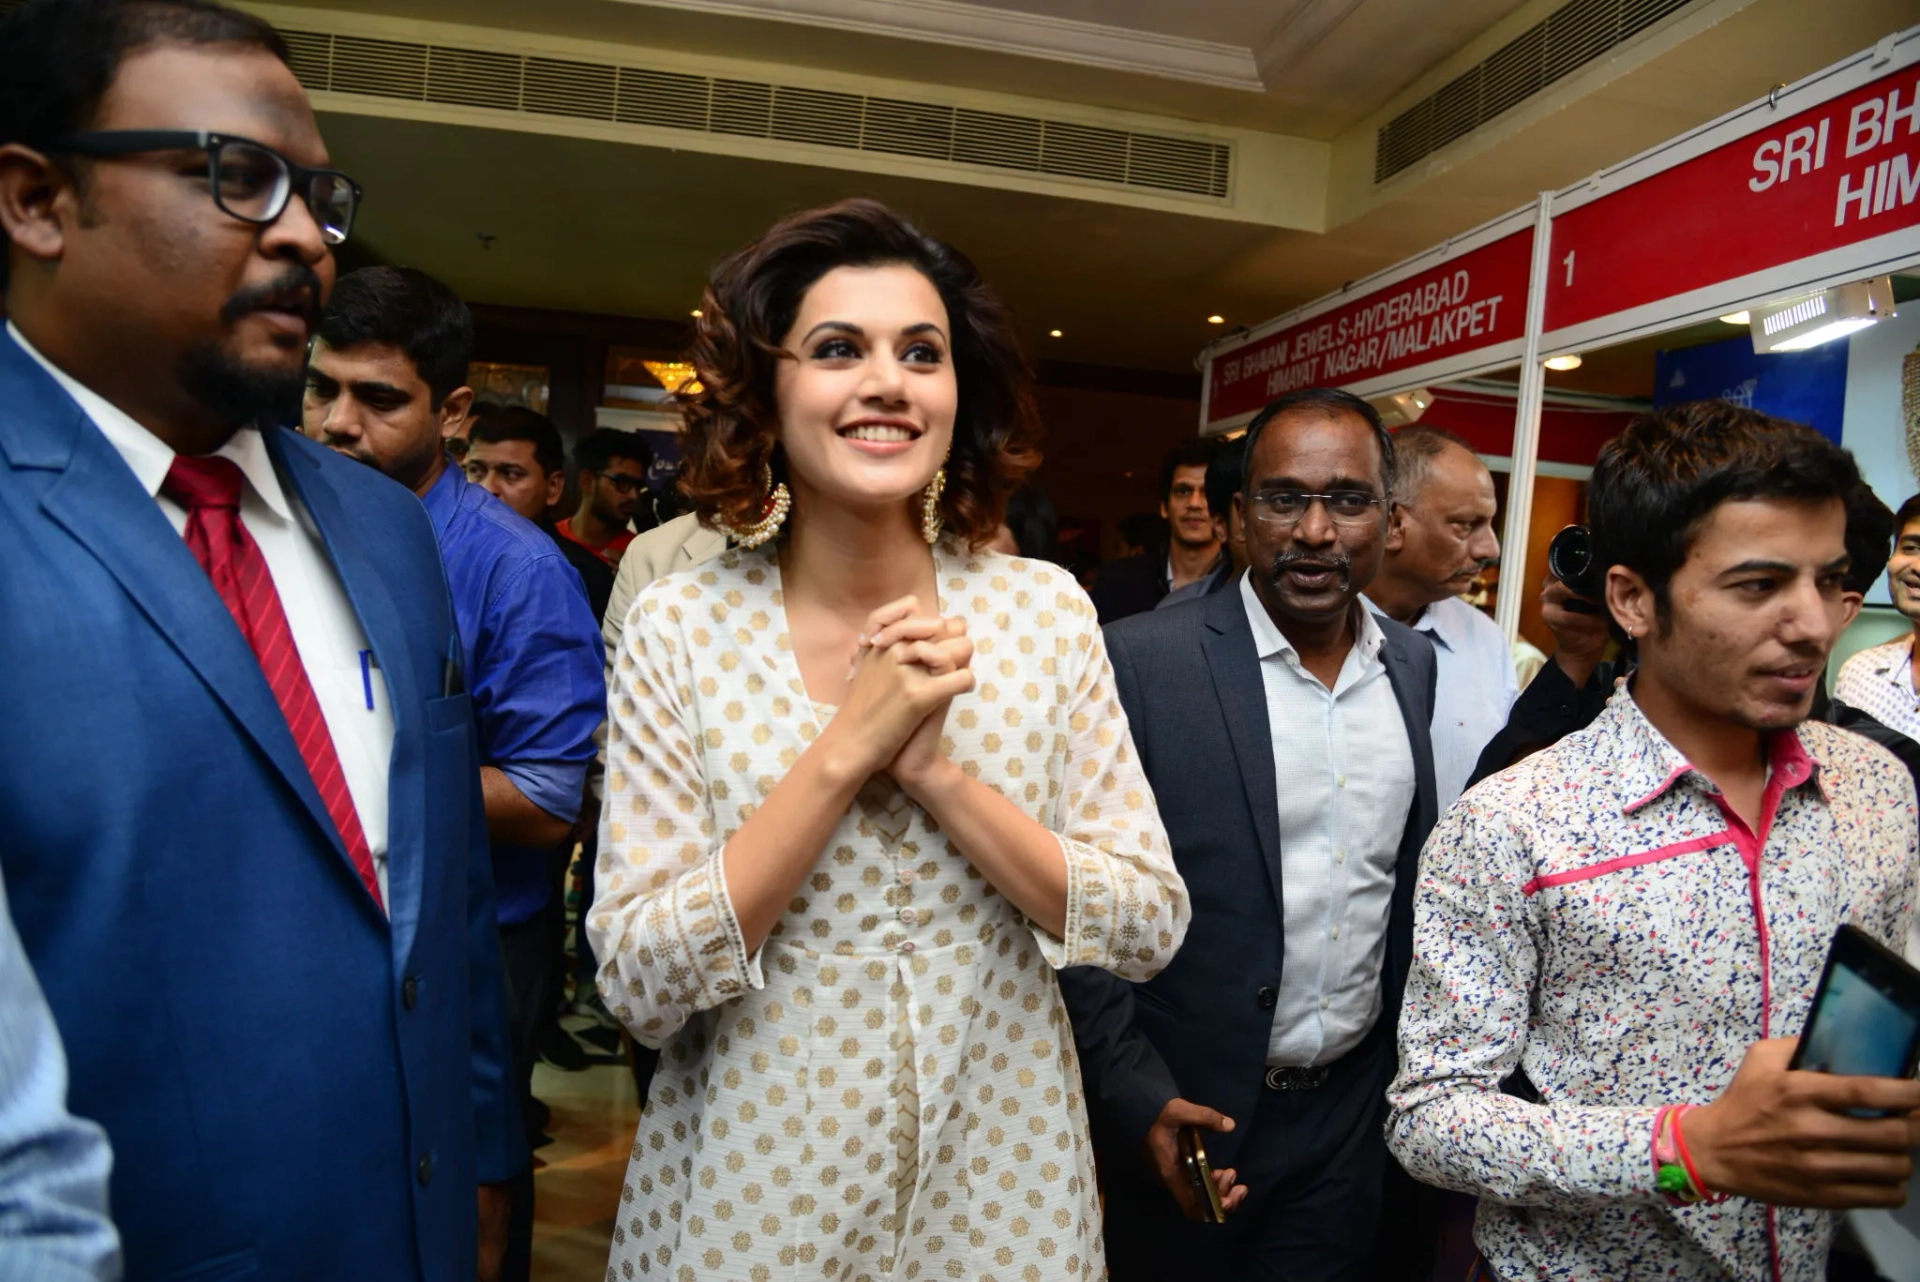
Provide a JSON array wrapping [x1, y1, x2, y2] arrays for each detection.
[[1177, 1125, 1229, 1224], [1789, 924, 1920, 1114]]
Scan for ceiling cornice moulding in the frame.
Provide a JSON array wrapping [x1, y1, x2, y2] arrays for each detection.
[[616, 0, 1266, 91], [1255, 0, 1368, 81]]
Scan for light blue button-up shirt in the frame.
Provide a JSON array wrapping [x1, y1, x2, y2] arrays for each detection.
[[0, 875, 118, 1281], [1368, 594, 1518, 811], [1244, 576, 1416, 1067]]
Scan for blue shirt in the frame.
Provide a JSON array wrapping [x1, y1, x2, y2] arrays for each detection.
[[420, 461, 605, 925], [0, 875, 119, 1282]]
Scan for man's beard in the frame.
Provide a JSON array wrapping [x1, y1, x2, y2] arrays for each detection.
[[176, 267, 324, 430], [177, 341, 305, 430]]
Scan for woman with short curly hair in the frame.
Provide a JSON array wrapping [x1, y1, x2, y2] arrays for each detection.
[[591, 198, 1189, 1281]]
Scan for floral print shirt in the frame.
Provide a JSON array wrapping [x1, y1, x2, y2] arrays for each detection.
[[1387, 686, 1917, 1282]]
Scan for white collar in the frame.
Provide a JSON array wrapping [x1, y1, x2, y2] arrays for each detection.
[[1365, 593, 1465, 652], [1871, 634, 1918, 683], [9, 321, 293, 523], [1241, 570, 1385, 665]]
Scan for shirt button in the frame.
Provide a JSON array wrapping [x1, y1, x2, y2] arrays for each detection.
[[898, 869, 916, 885], [898, 907, 915, 925], [1337, 775, 1347, 788], [1256, 986, 1277, 1010], [417, 1153, 434, 1186], [1336, 850, 1347, 865], [1320, 997, 1331, 1010], [1330, 925, 1341, 940], [900, 941, 916, 954]]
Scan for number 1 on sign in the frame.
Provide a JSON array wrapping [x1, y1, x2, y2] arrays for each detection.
[[1563, 250, 1576, 287]]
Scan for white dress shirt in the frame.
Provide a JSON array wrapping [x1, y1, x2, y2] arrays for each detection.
[[1367, 594, 1518, 811], [10, 323, 395, 903], [1834, 636, 1920, 744], [1242, 575, 1416, 1067]]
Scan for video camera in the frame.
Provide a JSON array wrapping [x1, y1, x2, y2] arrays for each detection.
[[1546, 525, 1604, 614]]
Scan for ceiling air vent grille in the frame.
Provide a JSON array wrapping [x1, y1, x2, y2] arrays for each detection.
[[863, 99, 958, 160], [329, 36, 427, 101], [281, 27, 1231, 201], [617, 68, 712, 131], [954, 109, 1043, 171], [427, 48, 522, 111], [524, 57, 616, 121], [772, 86, 865, 149], [1375, 0, 1694, 183]]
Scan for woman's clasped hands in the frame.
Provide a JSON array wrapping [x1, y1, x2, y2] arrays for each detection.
[[830, 594, 973, 790]]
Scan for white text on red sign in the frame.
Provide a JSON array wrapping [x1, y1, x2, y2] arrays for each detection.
[[1218, 270, 1509, 400], [1747, 74, 1920, 227]]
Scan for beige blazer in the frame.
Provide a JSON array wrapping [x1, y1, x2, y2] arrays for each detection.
[[601, 512, 728, 660]]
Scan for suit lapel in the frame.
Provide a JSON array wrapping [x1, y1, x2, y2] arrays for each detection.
[[1378, 629, 1439, 850], [1377, 626, 1439, 1019], [1198, 588, 1288, 927], [273, 430, 421, 959], [34, 417, 358, 889]]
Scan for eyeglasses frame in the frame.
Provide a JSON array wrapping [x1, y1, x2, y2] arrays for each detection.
[[1246, 488, 1388, 529], [46, 129, 362, 245]]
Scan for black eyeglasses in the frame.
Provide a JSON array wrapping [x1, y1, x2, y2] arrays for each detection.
[[49, 130, 361, 246], [1249, 489, 1385, 528], [598, 473, 647, 494]]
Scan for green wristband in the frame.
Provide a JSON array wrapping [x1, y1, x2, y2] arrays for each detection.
[[1656, 1163, 1699, 1201]]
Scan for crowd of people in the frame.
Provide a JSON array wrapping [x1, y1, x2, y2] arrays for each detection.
[[0, 3, 1918, 1282]]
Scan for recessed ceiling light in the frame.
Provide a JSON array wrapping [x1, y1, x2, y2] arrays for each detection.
[[1719, 311, 1750, 325], [1544, 354, 1583, 371], [1049, 329, 1063, 338], [1207, 315, 1225, 325], [690, 308, 703, 318]]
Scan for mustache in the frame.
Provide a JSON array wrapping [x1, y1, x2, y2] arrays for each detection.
[[221, 267, 324, 326], [1264, 548, 1354, 594]]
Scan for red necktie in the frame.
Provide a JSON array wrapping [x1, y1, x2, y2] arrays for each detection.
[[163, 455, 386, 910]]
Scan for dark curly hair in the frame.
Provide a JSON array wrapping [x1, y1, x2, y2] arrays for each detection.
[[678, 198, 1041, 546]]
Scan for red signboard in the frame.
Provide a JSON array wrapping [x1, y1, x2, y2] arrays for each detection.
[[1205, 226, 1534, 426], [1420, 388, 1640, 466], [1548, 61, 1920, 333]]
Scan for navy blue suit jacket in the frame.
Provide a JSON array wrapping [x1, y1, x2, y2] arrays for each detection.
[[0, 330, 520, 1282], [1059, 583, 1439, 1174]]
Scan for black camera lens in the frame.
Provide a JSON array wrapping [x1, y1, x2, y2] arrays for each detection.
[[1547, 525, 1604, 607]]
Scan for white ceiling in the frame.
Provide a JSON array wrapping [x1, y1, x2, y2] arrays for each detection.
[[274, 0, 1538, 137], [292, 0, 1920, 373]]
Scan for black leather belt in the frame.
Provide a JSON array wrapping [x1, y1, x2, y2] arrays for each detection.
[[1263, 1065, 1329, 1091]]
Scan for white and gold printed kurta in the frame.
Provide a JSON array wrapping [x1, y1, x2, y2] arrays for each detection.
[[592, 542, 1187, 1282]]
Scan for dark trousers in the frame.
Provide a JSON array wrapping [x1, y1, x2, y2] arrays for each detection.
[[497, 904, 555, 1282], [1102, 1027, 1396, 1282]]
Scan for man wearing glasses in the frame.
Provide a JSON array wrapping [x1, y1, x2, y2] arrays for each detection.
[[0, 2, 519, 1280], [556, 427, 653, 568], [1062, 387, 1440, 1281]]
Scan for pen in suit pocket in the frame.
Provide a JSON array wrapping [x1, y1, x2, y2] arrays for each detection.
[[443, 637, 465, 697]]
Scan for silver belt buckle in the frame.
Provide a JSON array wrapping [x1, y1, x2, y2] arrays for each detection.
[[1264, 1065, 1330, 1091]]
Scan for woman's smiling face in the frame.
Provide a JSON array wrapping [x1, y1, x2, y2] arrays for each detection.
[[773, 263, 958, 521]]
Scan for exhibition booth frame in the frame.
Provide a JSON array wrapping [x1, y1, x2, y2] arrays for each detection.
[[1199, 23, 1920, 646]]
